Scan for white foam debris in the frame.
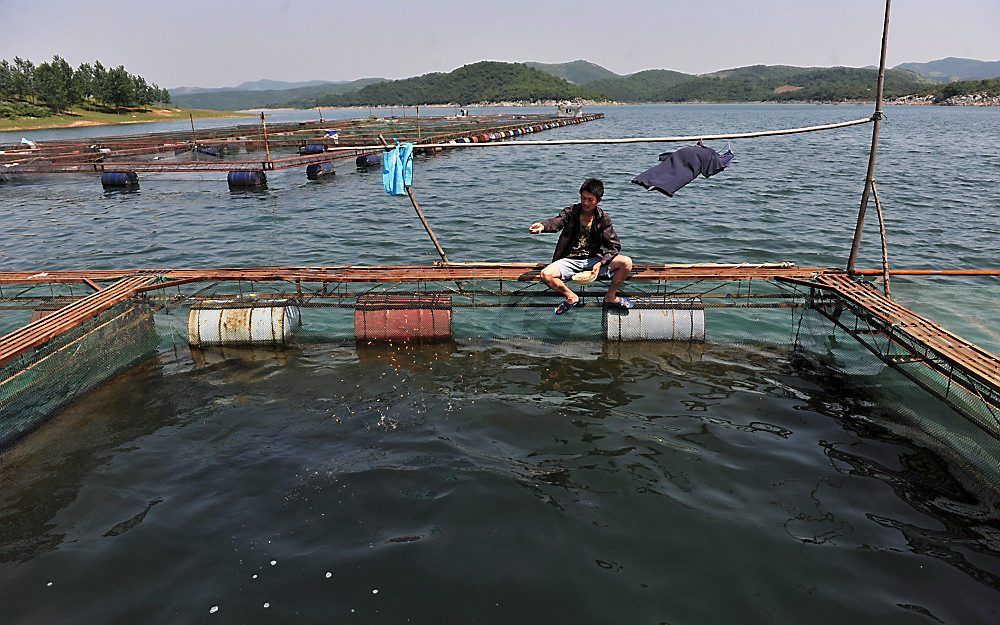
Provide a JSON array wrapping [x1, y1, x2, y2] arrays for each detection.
[[326, 571, 333, 578], [209, 606, 219, 614], [46, 582, 53, 587], [372, 589, 379, 594], [263, 602, 270, 608], [270, 560, 277, 566], [252, 574, 258, 579]]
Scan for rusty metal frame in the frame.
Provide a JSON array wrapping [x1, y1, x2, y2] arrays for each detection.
[[780, 274, 998, 432]]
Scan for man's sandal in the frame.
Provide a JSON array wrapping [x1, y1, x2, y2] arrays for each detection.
[[606, 296, 634, 310], [554, 300, 585, 315]]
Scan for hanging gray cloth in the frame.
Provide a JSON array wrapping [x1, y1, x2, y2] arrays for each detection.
[[631, 144, 734, 197]]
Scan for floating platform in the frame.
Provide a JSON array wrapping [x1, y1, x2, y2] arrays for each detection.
[[0, 263, 996, 453], [0, 113, 604, 182]]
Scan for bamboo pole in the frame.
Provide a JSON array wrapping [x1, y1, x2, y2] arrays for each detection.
[[847, 0, 892, 273], [261, 112, 272, 163], [377, 135, 449, 264], [188, 114, 197, 149], [310, 117, 873, 153], [872, 181, 891, 296]]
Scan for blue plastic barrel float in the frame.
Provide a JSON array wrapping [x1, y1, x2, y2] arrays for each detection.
[[227, 170, 267, 189], [356, 153, 382, 167], [100, 171, 139, 188], [306, 162, 336, 180], [298, 144, 326, 155]]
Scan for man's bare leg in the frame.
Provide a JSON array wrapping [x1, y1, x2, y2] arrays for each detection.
[[604, 255, 634, 303], [540, 264, 578, 305]]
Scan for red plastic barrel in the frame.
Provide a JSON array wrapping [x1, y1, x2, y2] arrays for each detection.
[[354, 294, 452, 343]]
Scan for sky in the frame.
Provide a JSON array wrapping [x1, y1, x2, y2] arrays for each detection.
[[1, 0, 997, 88]]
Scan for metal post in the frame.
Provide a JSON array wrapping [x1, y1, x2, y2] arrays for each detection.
[[847, 0, 891, 274], [261, 112, 272, 163], [189, 113, 197, 149]]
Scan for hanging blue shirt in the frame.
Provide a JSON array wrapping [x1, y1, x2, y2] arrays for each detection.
[[631, 144, 734, 197], [382, 142, 414, 195]]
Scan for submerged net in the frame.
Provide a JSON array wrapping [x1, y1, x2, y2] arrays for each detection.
[[0, 299, 158, 448]]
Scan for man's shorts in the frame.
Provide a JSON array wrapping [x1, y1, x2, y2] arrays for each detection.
[[547, 256, 616, 281]]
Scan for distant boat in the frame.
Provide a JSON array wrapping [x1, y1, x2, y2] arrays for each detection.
[[557, 102, 583, 118]]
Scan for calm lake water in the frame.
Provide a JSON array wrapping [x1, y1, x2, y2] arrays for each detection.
[[1, 104, 998, 624]]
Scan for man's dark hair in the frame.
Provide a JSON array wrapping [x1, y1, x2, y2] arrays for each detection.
[[579, 178, 604, 199]]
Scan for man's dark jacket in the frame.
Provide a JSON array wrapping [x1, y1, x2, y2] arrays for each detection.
[[540, 203, 621, 265]]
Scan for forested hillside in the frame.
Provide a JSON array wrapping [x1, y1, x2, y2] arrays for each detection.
[[305, 62, 597, 107], [524, 60, 619, 84], [171, 78, 385, 110]]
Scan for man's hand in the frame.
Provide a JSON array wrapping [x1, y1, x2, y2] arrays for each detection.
[[529, 222, 544, 234]]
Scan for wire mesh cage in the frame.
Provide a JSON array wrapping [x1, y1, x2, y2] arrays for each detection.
[[0, 300, 158, 448], [0, 274, 996, 484]]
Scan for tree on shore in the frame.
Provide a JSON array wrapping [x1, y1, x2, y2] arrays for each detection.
[[11, 57, 36, 103], [35, 55, 77, 113], [0, 55, 170, 116]]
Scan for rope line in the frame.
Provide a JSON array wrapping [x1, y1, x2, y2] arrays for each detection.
[[317, 117, 874, 152]]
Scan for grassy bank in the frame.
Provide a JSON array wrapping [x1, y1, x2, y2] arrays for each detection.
[[0, 107, 241, 132]]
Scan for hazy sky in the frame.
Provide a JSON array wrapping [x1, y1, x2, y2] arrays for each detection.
[[1, 0, 997, 88]]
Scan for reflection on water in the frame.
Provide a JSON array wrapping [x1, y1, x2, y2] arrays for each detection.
[[0, 360, 175, 564]]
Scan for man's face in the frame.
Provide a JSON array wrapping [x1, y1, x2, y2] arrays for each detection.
[[580, 192, 600, 210]]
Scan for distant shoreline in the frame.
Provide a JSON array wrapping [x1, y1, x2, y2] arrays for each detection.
[[251, 96, 998, 111], [0, 107, 244, 133], [7, 97, 995, 132]]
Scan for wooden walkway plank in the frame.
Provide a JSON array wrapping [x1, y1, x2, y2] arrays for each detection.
[[779, 274, 999, 392], [0, 276, 157, 368], [0, 264, 822, 286], [1, 266, 996, 401]]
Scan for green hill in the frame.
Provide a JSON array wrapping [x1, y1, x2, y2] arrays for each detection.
[[524, 60, 619, 84], [894, 57, 1000, 83], [586, 69, 695, 101], [170, 78, 386, 110], [304, 62, 599, 107], [170, 79, 334, 96], [928, 78, 1000, 102], [167, 60, 969, 110], [585, 65, 934, 102]]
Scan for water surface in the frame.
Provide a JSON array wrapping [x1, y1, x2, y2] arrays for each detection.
[[1, 104, 998, 624]]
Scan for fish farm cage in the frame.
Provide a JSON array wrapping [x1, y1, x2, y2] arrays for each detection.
[[1, 267, 996, 486]]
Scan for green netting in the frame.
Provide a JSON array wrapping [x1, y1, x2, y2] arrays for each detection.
[[1, 277, 996, 485], [0, 300, 159, 448], [146, 277, 807, 343], [792, 301, 999, 482]]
